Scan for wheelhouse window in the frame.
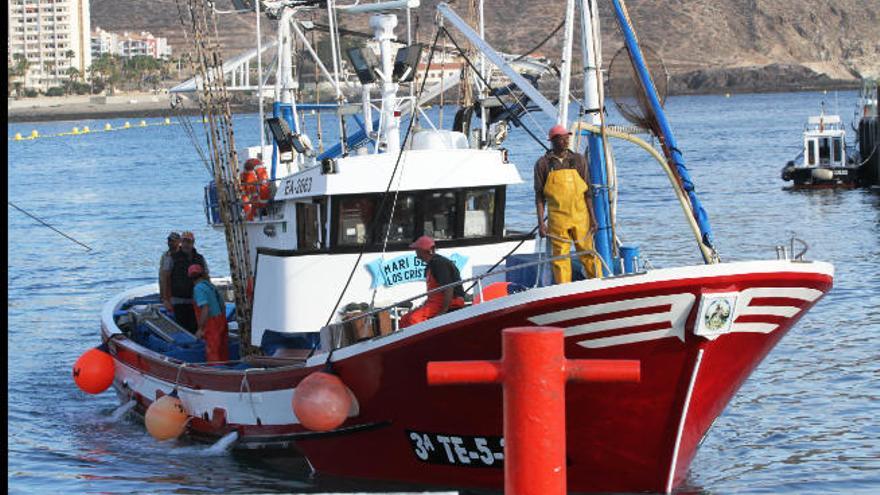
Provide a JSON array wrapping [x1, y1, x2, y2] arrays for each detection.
[[375, 193, 417, 244], [464, 189, 495, 238], [337, 196, 376, 246], [423, 191, 457, 240], [818, 137, 831, 165], [832, 137, 842, 164], [296, 201, 322, 250], [332, 187, 504, 250], [807, 139, 816, 165]]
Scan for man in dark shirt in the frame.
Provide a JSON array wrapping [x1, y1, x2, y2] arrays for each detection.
[[165, 231, 209, 333], [534, 124, 602, 282], [400, 236, 465, 328]]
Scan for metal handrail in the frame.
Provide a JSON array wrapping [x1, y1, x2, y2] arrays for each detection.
[[544, 233, 615, 275], [332, 247, 618, 328], [791, 237, 809, 261]]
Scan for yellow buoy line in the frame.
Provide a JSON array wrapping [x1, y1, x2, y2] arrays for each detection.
[[9, 116, 213, 142]]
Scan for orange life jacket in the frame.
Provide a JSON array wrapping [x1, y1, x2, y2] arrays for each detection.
[[254, 165, 271, 206], [240, 169, 257, 220]]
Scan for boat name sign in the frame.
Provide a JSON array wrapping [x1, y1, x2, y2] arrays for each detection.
[[366, 253, 468, 288], [407, 430, 504, 468]]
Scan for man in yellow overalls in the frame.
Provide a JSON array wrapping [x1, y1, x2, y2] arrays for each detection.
[[534, 124, 602, 283]]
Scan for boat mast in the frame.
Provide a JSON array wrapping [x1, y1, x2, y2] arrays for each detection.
[[271, 8, 302, 178], [578, 0, 614, 272], [370, 13, 402, 153], [255, 0, 265, 154], [326, 0, 348, 156], [477, 0, 488, 146], [557, 0, 577, 126]]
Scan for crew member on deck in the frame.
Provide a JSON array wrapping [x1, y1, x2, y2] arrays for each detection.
[[159, 231, 180, 314], [534, 124, 602, 283], [190, 264, 229, 362], [399, 236, 466, 328], [166, 231, 208, 333]]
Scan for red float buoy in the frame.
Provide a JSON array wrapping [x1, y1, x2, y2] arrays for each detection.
[[72, 347, 115, 394], [145, 392, 189, 441], [292, 371, 353, 432]]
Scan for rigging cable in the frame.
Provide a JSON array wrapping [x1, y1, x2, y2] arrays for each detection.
[[8, 201, 94, 252], [512, 18, 566, 62], [441, 27, 549, 152]]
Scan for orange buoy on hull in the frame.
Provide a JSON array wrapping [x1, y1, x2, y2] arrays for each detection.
[[292, 371, 353, 432], [145, 392, 189, 441], [73, 347, 115, 394]]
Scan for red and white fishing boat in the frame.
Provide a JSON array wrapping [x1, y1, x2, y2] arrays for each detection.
[[87, 1, 833, 493]]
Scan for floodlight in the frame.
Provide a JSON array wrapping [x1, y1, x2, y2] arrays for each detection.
[[346, 47, 379, 84], [393, 43, 423, 83]]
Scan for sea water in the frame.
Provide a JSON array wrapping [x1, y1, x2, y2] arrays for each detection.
[[8, 91, 880, 494]]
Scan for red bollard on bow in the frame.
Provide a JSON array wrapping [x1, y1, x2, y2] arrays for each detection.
[[427, 326, 640, 495]]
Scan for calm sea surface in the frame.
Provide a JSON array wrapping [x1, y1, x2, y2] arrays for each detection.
[[8, 91, 880, 494]]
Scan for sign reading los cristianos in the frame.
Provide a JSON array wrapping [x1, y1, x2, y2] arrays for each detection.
[[366, 253, 469, 288]]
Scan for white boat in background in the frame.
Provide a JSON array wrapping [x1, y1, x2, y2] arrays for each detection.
[[85, 1, 834, 493], [781, 107, 860, 188]]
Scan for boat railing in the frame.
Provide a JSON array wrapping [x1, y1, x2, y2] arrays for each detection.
[[321, 248, 627, 350], [775, 237, 809, 261]]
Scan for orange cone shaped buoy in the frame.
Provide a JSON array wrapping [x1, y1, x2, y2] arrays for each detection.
[[292, 372, 353, 432], [73, 348, 115, 394], [145, 392, 189, 441]]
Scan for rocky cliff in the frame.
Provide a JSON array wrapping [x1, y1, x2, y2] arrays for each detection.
[[92, 0, 879, 94]]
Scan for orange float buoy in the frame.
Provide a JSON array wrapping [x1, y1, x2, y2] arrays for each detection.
[[73, 347, 115, 394], [292, 371, 353, 432], [145, 392, 189, 441], [474, 281, 511, 304]]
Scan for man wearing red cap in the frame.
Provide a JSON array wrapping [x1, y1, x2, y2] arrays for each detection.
[[534, 124, 602, 283], [399, 236, 466, 328], [189, 264, 229, 362]]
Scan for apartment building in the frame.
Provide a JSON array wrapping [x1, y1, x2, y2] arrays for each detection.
[[91, 27, 172, 61], [8, 0, 92, 90]]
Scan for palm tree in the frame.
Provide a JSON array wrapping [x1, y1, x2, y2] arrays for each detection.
[[9, 53, 31, 96], [91, 54, 122, 94], [65, 67, 81, 94]]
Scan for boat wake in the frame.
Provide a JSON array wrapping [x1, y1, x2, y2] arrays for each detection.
[[202, 431, 240, 455], [98, 400, 136, 424]]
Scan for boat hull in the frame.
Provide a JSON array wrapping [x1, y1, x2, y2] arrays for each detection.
[[292, 261, 833, 493], [101, 260, 832, 493], [781, 164, 860, 188]]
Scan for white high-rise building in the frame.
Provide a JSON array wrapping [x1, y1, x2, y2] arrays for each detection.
[[8, 0, 92, 91]]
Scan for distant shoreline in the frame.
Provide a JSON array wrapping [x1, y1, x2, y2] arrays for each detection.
[[6, 97, 261, 124], [6, 78, 863, 125]]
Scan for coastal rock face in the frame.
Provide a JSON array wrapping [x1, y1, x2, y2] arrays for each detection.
[[91, 0, 879, 93]]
